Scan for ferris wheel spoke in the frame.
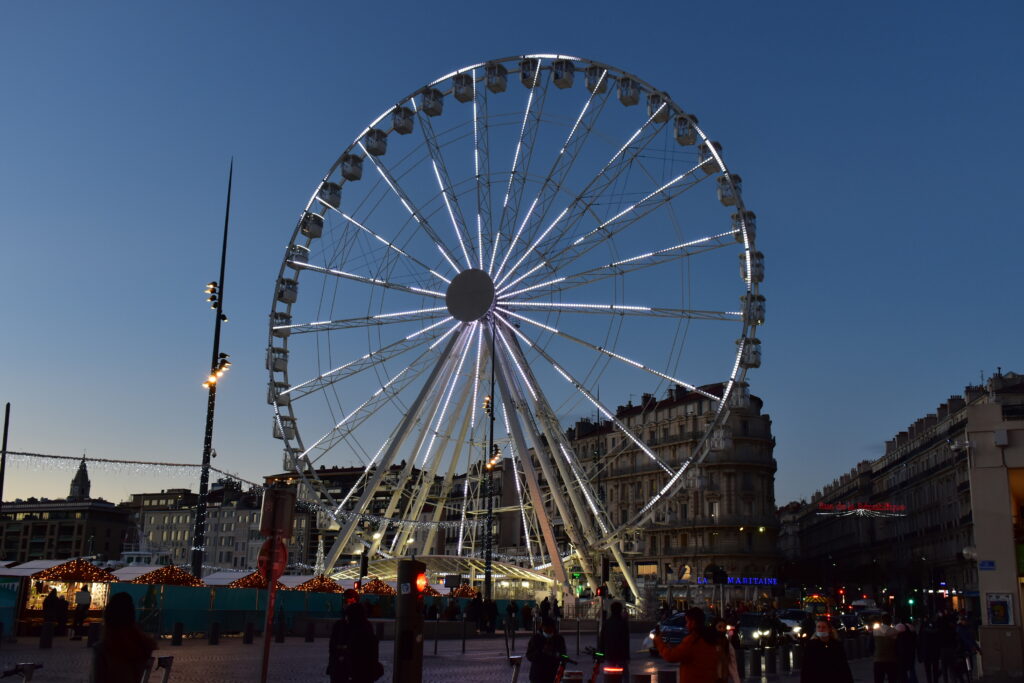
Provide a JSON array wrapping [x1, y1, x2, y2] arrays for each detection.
[[357, 141, 465, 275], [300, 347, 438, 464], [494, 315, 673, 474], [415, 101, 475, 269], [490, 59, 550, 279], [336, 210, 452, 285], [498, 230, 737, 299], [291, 261, 446, 300], [284, 318, 453, 400], [497, 301, 741, 322], [497, 105, 669, 290], [471, 69, 493, 271], [496, 307, 724, 402], [494, 70, 612, 289], [281, 308, 449, 335]]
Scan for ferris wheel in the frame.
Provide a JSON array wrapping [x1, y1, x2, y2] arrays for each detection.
[[268, 55, 763, 596]]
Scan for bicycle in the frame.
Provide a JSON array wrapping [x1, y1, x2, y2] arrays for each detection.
[[552, 653, 579, 683]]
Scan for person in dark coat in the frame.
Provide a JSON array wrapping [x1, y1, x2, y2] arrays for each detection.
[[539, 596, 551, 620], [506, 600, 520, 631], [917, 619, 941, 683], [470, 593, 484, 633], [484, 598, 499, 634], [341, 603, 382, 683], [89, 592, 157, 683], [521, 603, 534, 632], [896, 622, 919, 683], [526, 617, 568, 683], [599, 601, 631, 677], [327, 589, 361, 683], [800, 620, 853, 683], [41, 589, 58, 623]]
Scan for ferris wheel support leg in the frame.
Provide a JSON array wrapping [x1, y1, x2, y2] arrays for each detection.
[[495, 327, 604, 593], [394, 378, 473, 551], [368, 332, 471, 557], [421, 401, 474, 553], [322, 333, 462, 573], [491, 337, 569, 590]]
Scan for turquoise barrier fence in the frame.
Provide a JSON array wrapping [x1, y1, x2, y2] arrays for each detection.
[[102, 584, 533, 637]]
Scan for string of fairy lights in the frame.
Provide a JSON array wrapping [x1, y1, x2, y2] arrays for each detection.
[[6, 450, 485, 531]]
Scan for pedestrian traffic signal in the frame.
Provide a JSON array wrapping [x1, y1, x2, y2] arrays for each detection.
[[596, 585, 606, 597], [907, 598, 915, 605], [416, 572, 428, 596]]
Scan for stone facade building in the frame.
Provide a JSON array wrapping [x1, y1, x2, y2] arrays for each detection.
[[554, 383, 780, 605]]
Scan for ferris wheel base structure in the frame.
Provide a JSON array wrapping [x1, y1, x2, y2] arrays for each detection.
[[267, 54, 764, 607]]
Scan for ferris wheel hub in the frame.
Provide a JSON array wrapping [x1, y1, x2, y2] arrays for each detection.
[[445, 268, 495, 322]]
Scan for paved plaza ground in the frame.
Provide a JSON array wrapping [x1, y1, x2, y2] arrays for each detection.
[[1, 631, 880, 682]]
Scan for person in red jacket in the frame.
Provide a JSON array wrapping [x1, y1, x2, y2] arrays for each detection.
[[655, 607, 723, 683]]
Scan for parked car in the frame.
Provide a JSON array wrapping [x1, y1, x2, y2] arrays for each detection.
[[735, 613, 791, 649], [643, 612, 689, 656]]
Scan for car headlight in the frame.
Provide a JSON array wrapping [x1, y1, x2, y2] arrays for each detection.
[[792, 626, 802, 633], [872, 623, 880, 630], [753, 630, 763, 638], [649, 630, 656, 639]]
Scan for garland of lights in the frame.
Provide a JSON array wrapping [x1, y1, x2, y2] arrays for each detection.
[[359, 578, 396, 596], [9, 450, 485, 531], [227, 571, 287, 590], [816, 509, 907, 518], [130, 565, 205, 587], [31, 558, 118, 583], [294, 574, 345, 593]]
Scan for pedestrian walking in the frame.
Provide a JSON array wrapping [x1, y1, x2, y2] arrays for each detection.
[[599, 602, 632, 679], [801, 619, 853, 683], [506, 600, 519, 631], [711, 617, 741, 683], [73, 584, 91, 639], [896, 622, 919, 683], [873, 614, 901, 683], [654, 607, 721, 683], [341, 603, 384, 683], [526, 617, 567, 683], [327, 589, 361, 683], [917, 618, 941, 683], [89, 592, 157, 683]]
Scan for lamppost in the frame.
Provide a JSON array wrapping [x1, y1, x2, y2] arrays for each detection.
[[190, 160, 233, 578]]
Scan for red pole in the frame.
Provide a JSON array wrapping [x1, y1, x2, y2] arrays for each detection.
[[259, 531, 278, 683]]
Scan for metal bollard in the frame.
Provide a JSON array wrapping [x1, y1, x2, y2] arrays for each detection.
[[781, 642, 792, 674], [208, 621, 220, 645], [243, 621, 255, 644], [274, 616, 285, 643], [461, 615, 467, 654], [765, 646, 778, 677], [305, 620, 316, 643], [576, 618, 581, 655], [750, 648, 763, 677], [38, 622, 54, 649], [793, 641, 805, 670], [736, 645, 746, 679], [171, 622, 183, 646], [86, 622, 101, 647]]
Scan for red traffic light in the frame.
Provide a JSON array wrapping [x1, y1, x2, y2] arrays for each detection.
[[838, 588, 845, 595], [353, 581, 361, 591], [415, 572, 428, 594], [596, 586, 606, 597]]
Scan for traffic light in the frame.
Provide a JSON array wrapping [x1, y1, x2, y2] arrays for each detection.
[[596, 585, 607, 597], [838, 588, 845, 595], [353, 580, 361, 591], [415, 571, 428, 595], [907, 598, 915, 605]]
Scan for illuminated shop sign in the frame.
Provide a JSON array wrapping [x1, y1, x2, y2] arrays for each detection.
[[696, 576, 778, 585]]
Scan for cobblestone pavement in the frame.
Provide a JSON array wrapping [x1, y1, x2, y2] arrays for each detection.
[[0, 632, 879, 682]]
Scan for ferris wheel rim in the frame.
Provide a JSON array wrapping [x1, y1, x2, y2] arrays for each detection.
[[268, 54, 762, 568]]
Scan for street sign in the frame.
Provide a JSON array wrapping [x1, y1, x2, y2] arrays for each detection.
[[979, 560, 996, 571], [258, 538, 288, 581]]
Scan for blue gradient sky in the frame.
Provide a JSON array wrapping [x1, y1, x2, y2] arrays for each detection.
[[2, 1, 1021, 505]]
